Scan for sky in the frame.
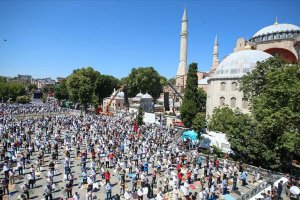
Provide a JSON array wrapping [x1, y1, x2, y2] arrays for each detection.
[[0, 0, 299, 80]]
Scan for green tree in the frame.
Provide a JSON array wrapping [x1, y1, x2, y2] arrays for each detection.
[[42, 85, 55, 94], [54, 79, 69, 104], [0, 82, 26, 102], [196, 88, 207, 112], [208, 107, 261, 164], [16, 95, 31, 104], [122, 67, 167, 99], [136, 106, 144, 126], [168, 77, 176, 85], [192, 112, 206, 133], [239, 57, 300, 170], [180, 63, 199, 128], [0, 76, 7, 83], [66, 67, 101, 112], [27, 83, 38, 92], [95, 75, 120, 101], [208, 107, 237, 133]]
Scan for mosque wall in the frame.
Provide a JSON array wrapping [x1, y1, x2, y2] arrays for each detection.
[[206, 78, 250, 117]]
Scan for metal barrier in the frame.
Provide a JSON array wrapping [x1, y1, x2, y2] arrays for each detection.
[[214, 157, 285, 200]]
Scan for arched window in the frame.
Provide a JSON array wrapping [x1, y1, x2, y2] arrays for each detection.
[[268, 34, 273, 40], [220, 82, 226, 91], [220, 97, 225, 106], [263, 36, 267, 41], [231, 82, 238, 91], [242, 97, 248, 109], [230, 97, 236, 108]]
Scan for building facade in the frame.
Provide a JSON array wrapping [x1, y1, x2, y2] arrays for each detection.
[[205, 19, 300, 117]]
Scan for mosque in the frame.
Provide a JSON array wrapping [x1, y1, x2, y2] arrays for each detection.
[[174, 7, 300, 117]]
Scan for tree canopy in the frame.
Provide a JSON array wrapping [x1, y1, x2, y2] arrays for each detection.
[[55, 79, 69, 102], [209, 57, 300, 170], [196, 88, 207, 112], [66, 67, 101, 111], [0, 82, 26, 102], [192, 112, 206, 133], [121, 67, 166, 99], [180, 63, 199, 128], [95, 75, 120, 101]]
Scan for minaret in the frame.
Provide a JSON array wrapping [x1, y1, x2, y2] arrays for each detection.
[[211, 34, 220, 72], [176, 6, 188, 92]]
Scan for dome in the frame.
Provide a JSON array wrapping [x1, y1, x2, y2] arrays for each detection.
[[212, 50, 272, 79], [111, 91, 124, 98], [117, 91, 124, 98], [141, 93, 153, 99], [253, 23, 300, 37], [135, 92, 143, 98]]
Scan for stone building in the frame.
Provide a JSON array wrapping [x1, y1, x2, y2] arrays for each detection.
[[206, 50, 272, 117], [248, 19, 300, 63], [103, 90, 132, 113], [206, 19, 299, 117]]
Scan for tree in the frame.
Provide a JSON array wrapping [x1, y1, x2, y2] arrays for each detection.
[[66, 67, 101, 112], [208, 107, 261, 164], [0, 76, 7, 83], [168, 77, 176, 85], [136, 106, 144, 126], [196, 88, 207, 112], [192, 112, 206, 133], [121, 67, 167, 99], [208, 107, 237, 133], [16, 95, 31, 104], [239, 57, 300, 170], [95, 75, 120, 101], [180, 63, 199, 128], [54, 79, 69, 104], [27, 83, 37, 92], [209, 57, 300, 170], [0, 82, 26, 102]]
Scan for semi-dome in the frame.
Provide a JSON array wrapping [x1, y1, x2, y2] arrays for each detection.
[[253, 23, 300, 37], [212, 50, 272, 79]]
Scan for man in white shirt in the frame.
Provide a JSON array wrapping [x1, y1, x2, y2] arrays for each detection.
[[124, 190, 131, 200], [137, 187, 143, 200]]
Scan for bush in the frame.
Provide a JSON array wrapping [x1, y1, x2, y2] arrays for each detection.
[[212, 145, 224, 158], [16, 95, 31, 104]]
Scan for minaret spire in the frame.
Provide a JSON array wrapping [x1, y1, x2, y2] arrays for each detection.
[[211, 34, 220, 72], [176, 5, 188, 92], [214, 34, 218, 45]]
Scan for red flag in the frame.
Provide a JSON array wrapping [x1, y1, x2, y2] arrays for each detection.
[[133, 120, 138, 133]]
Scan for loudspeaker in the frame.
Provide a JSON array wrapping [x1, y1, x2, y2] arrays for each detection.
[[164, 92, 170, 111]]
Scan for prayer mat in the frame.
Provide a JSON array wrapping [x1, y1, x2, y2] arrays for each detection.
[[8, 184, 15, 190], [128, 173, 136, 178], [131, 192, 138, 199], [194, 181, 201, 185], [189, 184, 196, 189], [223, 194, 236, 200]]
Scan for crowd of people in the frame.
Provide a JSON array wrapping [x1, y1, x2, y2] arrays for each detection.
[[0, 103, 67, 115], [0, 103, 294, 200]]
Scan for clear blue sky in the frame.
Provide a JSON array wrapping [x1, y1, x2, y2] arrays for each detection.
[[0, 0, 299, 80]]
